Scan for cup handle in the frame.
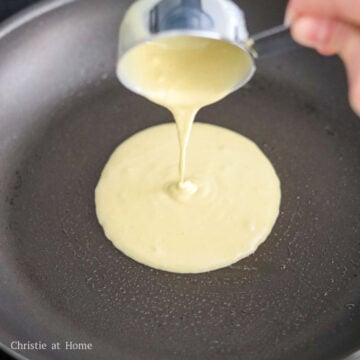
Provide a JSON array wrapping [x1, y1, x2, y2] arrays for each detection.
[[246, 24, 302, 59]]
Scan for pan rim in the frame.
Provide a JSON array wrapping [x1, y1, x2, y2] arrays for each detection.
[[0, 0, 76, 39], [0, 1, 359, 360]]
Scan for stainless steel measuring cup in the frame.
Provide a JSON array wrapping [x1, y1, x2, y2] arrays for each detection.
[[117, 0, 298, 94]]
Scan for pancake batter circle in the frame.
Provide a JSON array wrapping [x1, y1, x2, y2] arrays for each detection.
[[95, 123, 281, 273]]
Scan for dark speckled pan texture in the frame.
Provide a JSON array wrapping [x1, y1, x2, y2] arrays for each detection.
[[0, 0, 360, 359]]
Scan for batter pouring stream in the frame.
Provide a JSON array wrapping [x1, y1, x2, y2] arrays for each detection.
[[117, 36, 253, 190]]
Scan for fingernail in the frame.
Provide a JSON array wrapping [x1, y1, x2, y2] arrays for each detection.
[[292, 17, 328, 46]]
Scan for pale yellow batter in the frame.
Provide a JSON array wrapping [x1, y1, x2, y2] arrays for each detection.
[[95, 36, 281, 273], [96, 122, 280, 273]]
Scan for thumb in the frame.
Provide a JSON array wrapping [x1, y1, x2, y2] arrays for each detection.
[[291, 16, 360, 116]]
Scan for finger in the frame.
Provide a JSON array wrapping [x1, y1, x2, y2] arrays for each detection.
[[291, 16, 360, 115], [285, 0, 360, 27], [290, 17, 348, 54], [341, 33, 360, 116]]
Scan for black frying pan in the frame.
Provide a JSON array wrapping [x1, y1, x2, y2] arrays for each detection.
[[1, 0, 360, 359]]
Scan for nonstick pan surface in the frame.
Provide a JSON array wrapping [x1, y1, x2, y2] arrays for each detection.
[[0, 0, 360, 359]]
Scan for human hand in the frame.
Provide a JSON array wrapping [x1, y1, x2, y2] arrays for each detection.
[[285, 0, 360, 116]]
